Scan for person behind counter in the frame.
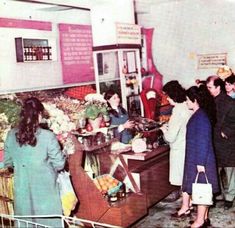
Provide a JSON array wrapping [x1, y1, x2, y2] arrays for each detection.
[[4, 97, 65, 227], [104, 90, 134, 144]]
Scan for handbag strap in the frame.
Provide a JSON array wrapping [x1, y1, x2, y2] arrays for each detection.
[[194, 172, 209, 184]]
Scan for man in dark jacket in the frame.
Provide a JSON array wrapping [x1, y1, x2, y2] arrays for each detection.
[[206, 75, 235, 209]]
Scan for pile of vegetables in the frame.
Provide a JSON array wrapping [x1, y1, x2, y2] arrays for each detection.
[[0, 98, 21, 150]]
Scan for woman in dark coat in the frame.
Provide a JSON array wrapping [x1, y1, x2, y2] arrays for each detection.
[[181, 86, 219, 228]]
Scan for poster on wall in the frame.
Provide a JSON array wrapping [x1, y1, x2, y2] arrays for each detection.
[[58, 23, 94, 84], [116, 23, 141, 45], [197, 53, 227, 69]]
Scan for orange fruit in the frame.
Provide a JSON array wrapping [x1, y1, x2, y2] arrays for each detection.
[[113, 179, 119, 185], [101, 185, 108, 191], [112, 182, 117, 187], [98, 179, 104, 185]]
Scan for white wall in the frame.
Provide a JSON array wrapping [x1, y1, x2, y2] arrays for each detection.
[[0, 0, 91, 94], [91, 0, 135, 46], [137, 0, 235, 88]]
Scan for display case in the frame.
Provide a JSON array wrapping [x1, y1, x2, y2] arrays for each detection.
[[15, 37, 55, 62], [93, 46, 144, 117]]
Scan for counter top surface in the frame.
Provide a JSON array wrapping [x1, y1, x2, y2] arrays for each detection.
[[121, 145, 169, 161]]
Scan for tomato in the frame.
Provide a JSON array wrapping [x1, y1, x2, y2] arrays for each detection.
[[86, 123, 93, 132], [100, 120, 106, 128]]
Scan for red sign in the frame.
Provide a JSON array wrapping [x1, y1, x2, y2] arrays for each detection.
[[58, 23, 94, 84], [0, 18, 52, 30]]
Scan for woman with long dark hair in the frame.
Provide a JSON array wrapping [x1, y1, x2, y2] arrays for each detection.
[[104, 90, 134, 144], [4, 97, 65, 227], [182, 86, 219, 228]]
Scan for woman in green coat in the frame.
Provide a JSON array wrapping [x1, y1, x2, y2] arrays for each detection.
[[4, 97, 65, 227]]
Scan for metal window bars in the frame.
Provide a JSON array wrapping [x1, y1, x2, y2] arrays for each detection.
[[0, 214, 122, 228]]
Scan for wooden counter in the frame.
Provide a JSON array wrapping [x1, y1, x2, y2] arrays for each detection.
[[69, 139, 175, 227], [121, 146, 176, 207]]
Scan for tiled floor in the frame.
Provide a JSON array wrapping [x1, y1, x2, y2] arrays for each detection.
[[132, 195, 235, 228]]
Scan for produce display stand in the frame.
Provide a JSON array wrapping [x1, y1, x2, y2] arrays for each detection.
[[69, 138, 148, 228], [69, 136, 176, 227]]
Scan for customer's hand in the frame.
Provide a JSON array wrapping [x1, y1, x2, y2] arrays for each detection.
[[160, 124, 168, 133], [197, 165, 205, 173], [221, 131, 228, 139], [123, 120, 135, 129]]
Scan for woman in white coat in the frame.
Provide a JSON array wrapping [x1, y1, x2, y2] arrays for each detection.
[[160, 81, 192, 215]]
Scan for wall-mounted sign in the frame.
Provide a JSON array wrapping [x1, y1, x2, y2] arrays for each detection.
[[116, 23, 141, 45], [0, 17, 52, 31], [58, 24, 94, 84], [197, 53, 227, 69]]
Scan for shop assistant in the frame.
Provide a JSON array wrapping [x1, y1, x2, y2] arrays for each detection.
[[104, 90, 134, 144]]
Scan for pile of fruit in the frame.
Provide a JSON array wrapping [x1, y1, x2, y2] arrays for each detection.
[[93, 174, 120, 195]]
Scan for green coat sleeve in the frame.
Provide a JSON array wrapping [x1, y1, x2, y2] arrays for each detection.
[[47, 133, 65, 171], [3, 130, 13, 168]]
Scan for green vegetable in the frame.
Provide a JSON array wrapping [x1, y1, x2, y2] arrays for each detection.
[[84, 100, 108, 120], [0, 99, 21, 126]]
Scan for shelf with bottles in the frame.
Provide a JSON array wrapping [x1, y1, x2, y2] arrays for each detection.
[[124, 73, 139, 96], [15, 37, 54, 62], [23, 46, 52, 61]]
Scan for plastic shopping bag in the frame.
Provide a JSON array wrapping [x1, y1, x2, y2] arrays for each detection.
[[57, 171, 78, 216]]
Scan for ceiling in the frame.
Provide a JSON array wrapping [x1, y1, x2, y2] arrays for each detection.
[[9, 0, 162, 13]]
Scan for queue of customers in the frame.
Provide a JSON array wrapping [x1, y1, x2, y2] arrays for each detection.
[[161, 74, 235, 228]]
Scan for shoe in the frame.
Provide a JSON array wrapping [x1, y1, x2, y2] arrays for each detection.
[[187, 220, 208, 228], [224, 200, 233, 210], [171, 208, 191, 218], [177, 205, 194, 212], [215, 194, 224, 201], [204, 218, 211, 226], [189, 218, 210, 226]]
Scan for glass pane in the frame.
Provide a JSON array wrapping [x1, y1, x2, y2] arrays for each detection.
[[23, 38, 48, 47], [99, 80, 121, 100], [97, 51, 119, 81]]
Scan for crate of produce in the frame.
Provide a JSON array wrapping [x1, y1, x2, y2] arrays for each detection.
[[93, 174, 122, 196]]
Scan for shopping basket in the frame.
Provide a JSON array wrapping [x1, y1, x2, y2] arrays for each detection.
[[0, 214, 122, 228]]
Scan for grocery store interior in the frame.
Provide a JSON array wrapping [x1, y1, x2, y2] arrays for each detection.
[[0, 0, 235, 227]]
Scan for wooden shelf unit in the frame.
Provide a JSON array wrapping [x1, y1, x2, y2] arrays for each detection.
[[0, 169, 14, 215]]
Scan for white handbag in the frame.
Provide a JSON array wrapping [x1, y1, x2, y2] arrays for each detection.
[[192, 172, 213, 205]]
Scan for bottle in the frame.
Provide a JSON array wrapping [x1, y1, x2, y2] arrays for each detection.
[[32, 47, 36, 61], [109, 193, 118, 202], [28, 47, 33, 61], [117, 184, 126, 199]]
